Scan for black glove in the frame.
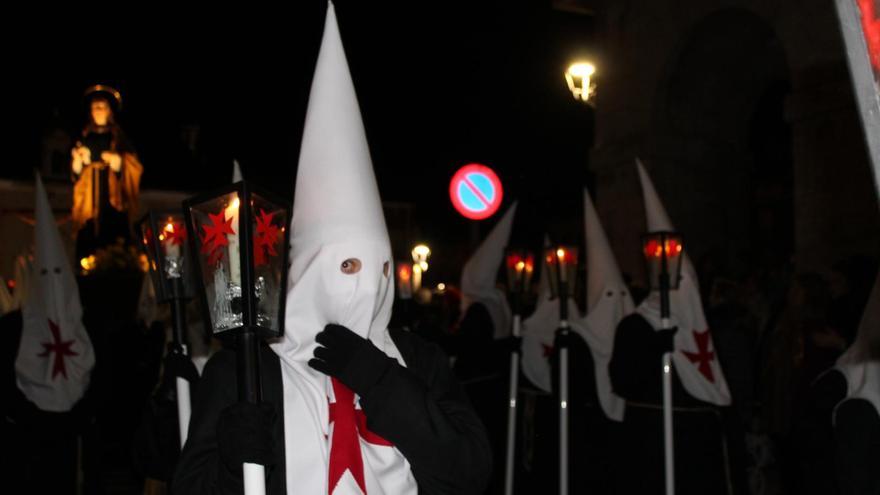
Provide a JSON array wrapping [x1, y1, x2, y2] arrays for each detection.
[[655, 326, 678, 354], [216, 402, 277, 472], [164, 349, 199, 384], [308, 323, 393, 396], [500, 335, 523, 354]]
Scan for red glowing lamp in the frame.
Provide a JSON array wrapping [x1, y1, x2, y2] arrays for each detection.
[[544, 246, 578, 300], [505, 249, 535, 295], [642, 231, 684, 291]]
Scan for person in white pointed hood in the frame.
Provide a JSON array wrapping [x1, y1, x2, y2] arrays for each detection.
[[520, 236, 584, 394], [832, 271, 880, 494], [1, 175, 96, 494], [606, 161, 733, 494], [459, 202, 517, 341], [173, 4, 490, 495], [609, 160, 731, 406], [572, 189, 632, 422]]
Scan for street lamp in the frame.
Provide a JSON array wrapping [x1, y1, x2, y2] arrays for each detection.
[[543, 245, 578, 495], [136, 210, 196, 448], [502, 248, 535, 495], [641, 230, 684, 495], [411, 244, 431, 292], [183, 182, 290, 495], [565, 61, 597, 105]]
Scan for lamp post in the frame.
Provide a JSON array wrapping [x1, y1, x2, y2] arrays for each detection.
[[136, 211, 195, 449], [544, 245, 578, 495], [642, 231, 684, 495], [183, 182, 290, 495], [503, 248, 534, 495], [411, 244, 431, 293], [564, 61, 597, 105]]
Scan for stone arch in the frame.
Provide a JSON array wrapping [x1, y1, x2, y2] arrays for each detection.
[[645, 7, 792, 277]]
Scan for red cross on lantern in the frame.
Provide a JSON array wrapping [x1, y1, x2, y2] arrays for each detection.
[[682, 329, 716, 383]]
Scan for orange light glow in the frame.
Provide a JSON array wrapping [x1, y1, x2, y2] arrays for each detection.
[[398, 265, 412, 281], [643, 238, 683, 259]]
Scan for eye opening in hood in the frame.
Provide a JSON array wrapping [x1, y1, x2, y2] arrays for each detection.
[[341, 258, 362, 275]]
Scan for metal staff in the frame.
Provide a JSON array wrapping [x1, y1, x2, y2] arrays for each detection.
[[169, 277, 192, 447], [503, 250, 532, 495], [659, 244, 675, 495], [504, 313, 522, 495]]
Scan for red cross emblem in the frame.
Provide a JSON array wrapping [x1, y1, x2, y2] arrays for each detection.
[[37, 319, 78, 380], [682, 329, 716, 383], [328, 379, 392, 493]]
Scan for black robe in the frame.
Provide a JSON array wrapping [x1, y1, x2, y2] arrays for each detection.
[[834, 398, 880, 495], [607, 313, 732, 495], [172, 327, 492, 495]]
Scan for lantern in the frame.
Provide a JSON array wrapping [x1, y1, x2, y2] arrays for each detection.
[[411, 244, 431, 292], [396, 261, 413, 300], [505, 248, 535, 312], [137, 211, 196, 303], [544, 246, 579, 302], [564, 61, 597, 104], [183, 182, 291, 341], [642, 231, 684, 292]]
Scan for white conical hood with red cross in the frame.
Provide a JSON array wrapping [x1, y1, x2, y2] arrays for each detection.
[[269, 3, 417, 494], [520, 236, 584, 392], [15, 175, 95, 412], [636, 160, 731, 406], [835, 271, 880, 421], [460, 202, 517, 339], [572, 189, 633, 421]]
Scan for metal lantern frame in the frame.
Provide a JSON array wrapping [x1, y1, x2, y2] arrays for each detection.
[[182, 181, 292, 342]]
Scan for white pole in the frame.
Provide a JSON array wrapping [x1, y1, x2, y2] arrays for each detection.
[[559, 321, 570, 495], [176, 377, 192, 448], [504, 314, 522, 495], [243, 462, 266, 495], [661, 318, 675, 495], [175, 344, 192, 449]]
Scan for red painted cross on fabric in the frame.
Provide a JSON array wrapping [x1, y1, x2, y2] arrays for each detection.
[[328, 378, 393, 494], [38, 319, 78, 380], [682, 329, 716, 383]]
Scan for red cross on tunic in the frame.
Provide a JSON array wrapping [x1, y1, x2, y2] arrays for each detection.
[[37, 319, 78, 380], [328, 378, 392, 494], [541, 343, 554, 359], [682, 329, 716, 383]]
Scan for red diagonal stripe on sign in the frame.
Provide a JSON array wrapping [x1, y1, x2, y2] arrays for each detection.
[[462, 175, 492, 209]]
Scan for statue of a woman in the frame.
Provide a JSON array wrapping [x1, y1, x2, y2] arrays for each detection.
[[71, 85, 143, 259]]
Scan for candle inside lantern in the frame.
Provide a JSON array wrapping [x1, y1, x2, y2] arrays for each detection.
[[556, 248, 568, 283], [226, 196, 241, 283], [163, 221, 181, 258]]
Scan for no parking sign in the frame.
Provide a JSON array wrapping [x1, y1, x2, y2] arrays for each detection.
[[449, 163, 504, 220]]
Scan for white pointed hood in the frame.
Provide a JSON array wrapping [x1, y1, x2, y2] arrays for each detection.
[[572, 189, 633, 421], [15, 175, 95, 412], [521, 236, 583, 392], [835, 271, 880, 421], [232, 159, 244, 182], [460, 202, 517, 339], [635, 159, 731, 406], [270, 4, 416, 494]]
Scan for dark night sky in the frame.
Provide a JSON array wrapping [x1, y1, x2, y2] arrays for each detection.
[[8, 1, 596, 276]]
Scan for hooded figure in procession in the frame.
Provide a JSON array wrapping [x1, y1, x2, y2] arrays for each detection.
[[1, 175, 96, 493], [832, 271, 880, 494], [608, 160, 733, 494], [172, 4, 491, 494]]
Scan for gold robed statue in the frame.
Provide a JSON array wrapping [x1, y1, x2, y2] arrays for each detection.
[[71, 85, 143, 260]]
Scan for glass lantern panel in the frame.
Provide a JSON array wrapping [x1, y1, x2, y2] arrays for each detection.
[[158, 213, 187, 281], [249, 193, 288, 334], [138, 219, 164, 300], [189, 192, 243, 334], [396, 260, 413, 299]]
